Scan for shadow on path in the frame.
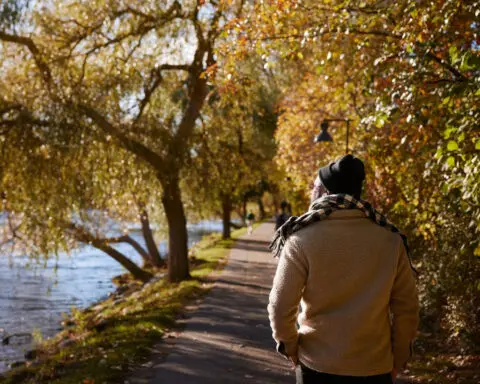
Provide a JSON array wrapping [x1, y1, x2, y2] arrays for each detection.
[[127, 222, 292, 384], [232, 238, 272, 253]]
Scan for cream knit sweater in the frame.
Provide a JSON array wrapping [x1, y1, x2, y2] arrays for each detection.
[[268, 210, 419, 376]]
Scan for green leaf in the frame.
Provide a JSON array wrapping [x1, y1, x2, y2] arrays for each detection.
[[434, 147, 443, 159], [447, 140, 458, 151], [449, 46, 459, 64], [460, 53, 475, 71], [475, 140, 480, 150], [443, 126, 454, 139], [446, 156, 455, 167]]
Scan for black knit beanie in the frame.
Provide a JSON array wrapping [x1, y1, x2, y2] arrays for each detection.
[[318, 154, 365, 198]]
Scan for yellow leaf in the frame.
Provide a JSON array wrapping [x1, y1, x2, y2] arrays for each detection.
[[475, 245, 480, 257]]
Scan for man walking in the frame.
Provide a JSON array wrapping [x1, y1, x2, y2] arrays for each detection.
[[246, 211, 256, 235], [268, 155, 419, 384], [275, 200, 291, 230]]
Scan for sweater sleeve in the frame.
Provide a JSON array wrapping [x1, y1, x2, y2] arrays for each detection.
[[390, 240, 420, 370], [268, 237, 308, 357]]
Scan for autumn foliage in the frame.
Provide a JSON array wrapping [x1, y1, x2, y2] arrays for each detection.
[[231, 0, 480, 351]]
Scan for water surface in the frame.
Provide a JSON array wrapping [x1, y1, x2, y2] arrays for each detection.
[[0, 220, 222, 372]]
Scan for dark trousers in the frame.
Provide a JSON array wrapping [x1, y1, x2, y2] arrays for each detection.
[[296, 363, 392, 384]]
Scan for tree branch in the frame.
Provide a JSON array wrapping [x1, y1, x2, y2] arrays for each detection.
[[425, 52, 468, 82], [0, 104, 22, 116], [137, 201, 164, 267], [135, 64, 192, 122], [108, 234, 151, 263], [253, 27, 401, 42], [78, 104, 166, 172], [0, 31, 52, 83], [66, 223, 153, 282]]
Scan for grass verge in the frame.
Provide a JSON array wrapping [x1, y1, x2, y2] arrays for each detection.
[[1, 226, 253, 384]]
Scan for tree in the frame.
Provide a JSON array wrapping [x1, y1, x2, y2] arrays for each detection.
[[183, 57, 279, 238], [234, 0, 480, 345], [0, 128, 164, 282], [0, 0, 245, 282]]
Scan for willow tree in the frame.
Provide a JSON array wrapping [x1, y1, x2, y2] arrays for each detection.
[[0, 112, 165, 282], [0, 0, 245, 282]]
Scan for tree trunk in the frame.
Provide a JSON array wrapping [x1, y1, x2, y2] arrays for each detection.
[[221, 194, 232, 239], [139, 205, 165, 268], [118, 235, 152, 267], [161, 173, 190, 283], [257, 197, 265, 220], [68, 224, 153, 283], [92, 240, 153, 283], [242, 196, 247, 225]]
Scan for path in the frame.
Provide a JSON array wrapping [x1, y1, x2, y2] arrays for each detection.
[[127, 222, 293, 384], [127, 222, 408, 384]]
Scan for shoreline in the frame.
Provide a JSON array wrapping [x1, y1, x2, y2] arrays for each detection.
[[0, 220, 226, 373]]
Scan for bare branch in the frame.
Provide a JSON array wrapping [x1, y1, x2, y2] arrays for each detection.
[[349, 91, 365, 119], [0, 31, 52, 84], [106, 234, 151, 262], [137, 201, 164, 266], [78, 104, 166, 172], [55, 2, 187, 88], [113, 6, 157, 22], [253, 28, 401, 42], [425, 51, 468, 82], [0, 108, 51, 133], [207, 4, 224, 42], [65, 222, 153, 281], [135, 63, 192, 122], [7, 214, 23, 242], [0, 104, 22, 116]]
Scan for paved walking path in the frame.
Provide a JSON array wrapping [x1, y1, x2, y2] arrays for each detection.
[[128, 222, 293, 384], [127, 222, 407, 384]]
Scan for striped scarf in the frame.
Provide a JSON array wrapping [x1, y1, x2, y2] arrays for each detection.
[[269, 194, 416, 272]]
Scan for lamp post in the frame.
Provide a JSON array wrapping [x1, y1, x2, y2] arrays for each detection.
[[314, 118, 351, 154]]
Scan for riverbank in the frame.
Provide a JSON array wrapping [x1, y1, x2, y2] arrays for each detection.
[[0, 220, 225, 372], [0, 226, 252, 384]]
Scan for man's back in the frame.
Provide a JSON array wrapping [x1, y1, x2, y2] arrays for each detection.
[[268, 209, 419, 376]]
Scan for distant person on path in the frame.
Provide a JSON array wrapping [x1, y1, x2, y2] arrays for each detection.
[[268, 154, 419, 384], [246, 211, 256, 235], [275, 200, 291, 230]]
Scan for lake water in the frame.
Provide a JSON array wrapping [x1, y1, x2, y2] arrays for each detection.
[[0, 220, 223, 372]]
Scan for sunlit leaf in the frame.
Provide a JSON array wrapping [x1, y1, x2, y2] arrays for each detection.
[[447, 140, 458, 151]]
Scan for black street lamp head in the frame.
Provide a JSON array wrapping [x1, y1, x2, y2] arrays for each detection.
[[314, 120, 333, 143]]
